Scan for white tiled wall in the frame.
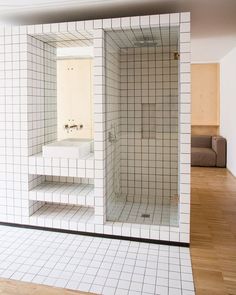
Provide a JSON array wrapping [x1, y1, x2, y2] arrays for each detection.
[[27, 35, 57, 156], [119, 46, 178, 205], [0, 13, 191, 243], [105, 32, 121, 219], [0, 26, 30, 223], [178, 15, 191, 243], [27, 35, 57, 216], [0, 29, 6, 219], [93, 29, 106, 225]]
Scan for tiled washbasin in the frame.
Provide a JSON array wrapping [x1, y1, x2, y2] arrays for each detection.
[[42, 139, 92, 159]]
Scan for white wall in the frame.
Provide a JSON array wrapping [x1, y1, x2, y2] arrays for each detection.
[[104, 31, 121, 220], [191, 36, 236, 64], [57, 59, 93, 140], [220, 46, 236, 176]]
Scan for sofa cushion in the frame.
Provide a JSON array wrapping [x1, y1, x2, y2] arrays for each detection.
[[191, 147, 216, 167], [212, 136, 227, 167], [191, 135, 212, 148]]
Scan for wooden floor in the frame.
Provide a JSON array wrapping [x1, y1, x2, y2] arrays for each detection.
[[1, 167, 236, 295], [0, 279, 94, 295], [191, 167, 236, 295]]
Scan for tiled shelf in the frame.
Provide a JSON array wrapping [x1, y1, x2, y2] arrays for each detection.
[[29, 153, 94, 178], [29, 182, 94, 207], [29, 203, 95, 231]]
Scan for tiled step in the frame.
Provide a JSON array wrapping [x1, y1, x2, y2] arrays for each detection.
[[29, 182, 94, 207]]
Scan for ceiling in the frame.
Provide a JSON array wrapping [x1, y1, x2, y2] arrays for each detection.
[[106, 27, 179, 49], [0, 0, 236, 62], [32, 28, 93, 47], [31, 26, 178, 50]]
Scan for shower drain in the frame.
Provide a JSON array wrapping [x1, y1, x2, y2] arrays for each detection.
[[141, 213, 150, 218]]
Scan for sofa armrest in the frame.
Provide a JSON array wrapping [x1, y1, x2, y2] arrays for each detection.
[[212, 136, 226, 167]]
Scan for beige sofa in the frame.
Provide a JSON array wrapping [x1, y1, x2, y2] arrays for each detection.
[[191, 135, 226, 167]]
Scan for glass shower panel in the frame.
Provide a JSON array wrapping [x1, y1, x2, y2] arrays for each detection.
[[105, 27, 179, 227]]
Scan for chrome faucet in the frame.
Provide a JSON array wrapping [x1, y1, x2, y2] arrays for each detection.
[[64, 123, 83, 133], [64, 124, 78, 130]]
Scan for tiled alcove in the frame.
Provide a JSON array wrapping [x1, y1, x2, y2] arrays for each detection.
[[0, 13, 191, 244]]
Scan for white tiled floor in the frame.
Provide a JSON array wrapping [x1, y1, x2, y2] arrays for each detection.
[[107, 200, 179, 227], [0, 225, 194, 295]]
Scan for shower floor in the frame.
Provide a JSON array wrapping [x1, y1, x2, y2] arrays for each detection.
[[107, 199, 179, 227]]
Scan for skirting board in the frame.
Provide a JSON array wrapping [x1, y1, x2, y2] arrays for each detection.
[[0, 222, 190, 248]]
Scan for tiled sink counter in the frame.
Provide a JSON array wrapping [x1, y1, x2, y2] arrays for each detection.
[[28, 153, 94, 178]]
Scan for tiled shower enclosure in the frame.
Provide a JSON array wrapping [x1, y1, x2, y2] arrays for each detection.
[[106, 28, 180, 228], [0, 13, 191, 244]]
